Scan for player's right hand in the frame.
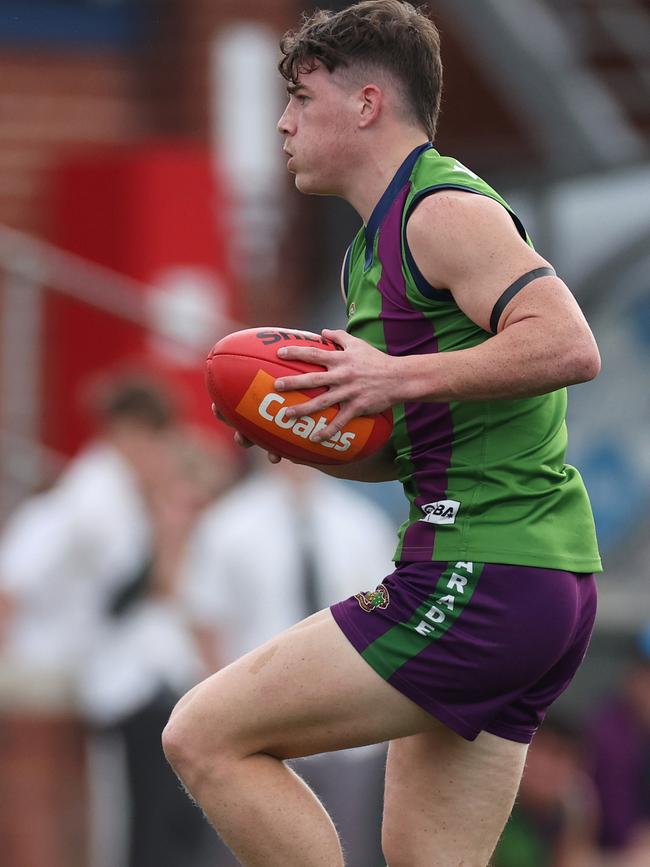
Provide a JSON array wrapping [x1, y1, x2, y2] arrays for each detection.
[[211, 404, 282, 464]]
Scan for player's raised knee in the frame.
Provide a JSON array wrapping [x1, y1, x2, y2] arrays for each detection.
[[162, 691, 228, 790], [161, 701, 196, 776]]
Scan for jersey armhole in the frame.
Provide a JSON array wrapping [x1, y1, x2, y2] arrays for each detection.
[[402, 184, 529, 302], [340, 242, 353, 302]]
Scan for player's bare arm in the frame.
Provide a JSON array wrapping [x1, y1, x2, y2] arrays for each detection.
[[274, 192, 600, 441], [400, 191, 601, 396]]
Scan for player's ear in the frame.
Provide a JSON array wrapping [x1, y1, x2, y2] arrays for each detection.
[[358, 84, 382, 128]]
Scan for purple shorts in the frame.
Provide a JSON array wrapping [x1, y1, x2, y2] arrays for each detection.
[[330, 560, 597, 744]]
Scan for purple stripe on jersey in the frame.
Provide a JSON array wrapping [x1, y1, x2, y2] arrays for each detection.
[[376, 184, 454, 557]]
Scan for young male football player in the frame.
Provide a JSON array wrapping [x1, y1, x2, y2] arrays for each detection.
[[163, 3, 602, 865]]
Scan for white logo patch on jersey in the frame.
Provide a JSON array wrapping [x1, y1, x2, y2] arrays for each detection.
[[452, 162, 479, 180], [419, 499, 461, 525]]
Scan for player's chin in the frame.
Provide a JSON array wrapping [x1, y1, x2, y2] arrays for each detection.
[[294, 174, 330, 196], [293, 172, 312, 193]]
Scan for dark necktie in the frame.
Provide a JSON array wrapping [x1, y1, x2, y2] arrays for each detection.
[[297, 505, 320, 617]]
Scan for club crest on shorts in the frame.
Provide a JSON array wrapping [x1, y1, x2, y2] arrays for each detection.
[[355, 583, 390, 612]]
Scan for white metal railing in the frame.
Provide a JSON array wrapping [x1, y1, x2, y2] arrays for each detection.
[[0, 222, 239, 518], [0, 223, 152, 324]]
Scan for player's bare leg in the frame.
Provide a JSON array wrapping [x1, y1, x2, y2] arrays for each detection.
[[382, 727, 528, 867], [163, 609, 439, 867]]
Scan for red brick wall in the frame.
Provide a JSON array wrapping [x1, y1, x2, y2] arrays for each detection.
[[0, 51, 141, 233], [0, 0, 299, 235]]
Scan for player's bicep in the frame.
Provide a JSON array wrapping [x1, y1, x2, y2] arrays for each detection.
[[406, 192, 557, 333], [452, 250, 562, 336], [450, 237, 589, 341]]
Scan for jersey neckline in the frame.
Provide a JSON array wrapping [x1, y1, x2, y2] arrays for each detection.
[[364, 141, 433, 270]]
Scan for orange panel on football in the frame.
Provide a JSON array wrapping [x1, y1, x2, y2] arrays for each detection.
[[235, 369, 374, 461]]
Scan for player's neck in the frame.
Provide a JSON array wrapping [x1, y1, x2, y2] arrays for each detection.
[[345, 131, 431, 224]]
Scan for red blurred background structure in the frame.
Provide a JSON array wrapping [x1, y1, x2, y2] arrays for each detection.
[[45, 143, 238, 455]]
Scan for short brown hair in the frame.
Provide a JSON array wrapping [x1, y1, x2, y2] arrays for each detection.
[[279, 1, 443, 140], [91, 375, 176, 430]]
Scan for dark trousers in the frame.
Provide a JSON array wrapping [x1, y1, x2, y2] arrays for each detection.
[[294, 747, 387, 867], [111, 698, 386, 867], [112, 691, 210, 867]]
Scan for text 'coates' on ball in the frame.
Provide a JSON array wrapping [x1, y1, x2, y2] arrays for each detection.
[[205, 327, 393, 465]]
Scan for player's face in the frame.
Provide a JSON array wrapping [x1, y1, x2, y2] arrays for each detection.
[[277, 64, 359, 196]]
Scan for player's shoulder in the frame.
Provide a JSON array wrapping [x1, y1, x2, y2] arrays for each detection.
[[409, 187, 511, 228], [407, 189, 517, 252], [412, 148, 486, 187]]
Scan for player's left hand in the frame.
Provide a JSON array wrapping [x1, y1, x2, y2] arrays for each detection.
[[274, 328, 399, 442]]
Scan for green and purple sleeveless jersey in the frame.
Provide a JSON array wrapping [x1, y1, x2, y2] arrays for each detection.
[[343, 143, 601, 572]]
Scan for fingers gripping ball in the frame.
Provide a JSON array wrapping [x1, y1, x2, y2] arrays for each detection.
[[206, 327, 393, 465]]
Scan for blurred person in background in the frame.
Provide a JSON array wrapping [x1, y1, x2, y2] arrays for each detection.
[[163, 2, 601, 866], [587, 626, 650, 866], [0, 374, 234, 867], [78, 419, 240, 867], [181, 455, 396, 867], [0, 374, 177, 867], [493, 718, 600, 867]]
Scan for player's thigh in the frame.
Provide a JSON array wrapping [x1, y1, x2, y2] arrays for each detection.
[[382, 727, 528, 867], [166, 609, 437, 762]]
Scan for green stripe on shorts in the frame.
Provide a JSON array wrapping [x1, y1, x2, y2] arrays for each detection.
[[361, 561, 484, 680]]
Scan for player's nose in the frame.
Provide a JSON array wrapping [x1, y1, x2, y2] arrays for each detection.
[[277, 104, 295, 136]]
